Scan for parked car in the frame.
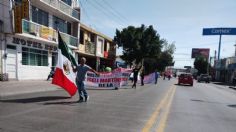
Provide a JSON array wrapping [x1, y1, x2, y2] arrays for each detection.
[[178, 73, 193, 86], [197, 74, 211, 83]]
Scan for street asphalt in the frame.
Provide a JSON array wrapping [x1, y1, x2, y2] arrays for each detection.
[[1, 78, 236, 132]]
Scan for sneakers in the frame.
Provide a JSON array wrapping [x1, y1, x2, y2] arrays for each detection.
[[85, 96, 89, 102], [78, 96, 89, 102], [77, 97, 84, 103]]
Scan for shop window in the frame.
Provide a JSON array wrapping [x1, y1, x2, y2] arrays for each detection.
[[80, 30, 84, 44], [91, 33, 95, 43], [7, 45, 16, 50], [61, 0, 72, 6], [15, 0, 22, 5], [22, 47, 48, 66], [52, 52, 58, 67], [32, 6, 49, 27], [104, 40, 107, 51], [53, 16, 71, 35]]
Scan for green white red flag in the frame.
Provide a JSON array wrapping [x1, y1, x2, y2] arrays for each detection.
[[52, 32, 77, 96]]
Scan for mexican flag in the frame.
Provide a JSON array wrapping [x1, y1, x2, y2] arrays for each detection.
[[52, 32, 78, 96]]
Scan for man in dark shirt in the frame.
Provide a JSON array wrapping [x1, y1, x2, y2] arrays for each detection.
[[132, 65, 141, 88]]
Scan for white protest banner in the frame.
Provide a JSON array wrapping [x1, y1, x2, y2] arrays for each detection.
[[85, 68, 132, 89], [138, 72, 156, 84]]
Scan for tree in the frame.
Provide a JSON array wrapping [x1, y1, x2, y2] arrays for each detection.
[[194, 56, 208, 75], [114, 24, 163, 65], [114, 24, 175, 73], [157, 41, 176, 71]]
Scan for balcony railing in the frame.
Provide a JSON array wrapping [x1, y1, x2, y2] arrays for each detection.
[[22, 19, 78, 47], [85, 41, 96, 55], [41, 0, 79, 20], [60, 32, 78, 47]]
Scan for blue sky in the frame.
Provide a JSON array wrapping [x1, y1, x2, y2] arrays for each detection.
[[79, 0, 236, 68]]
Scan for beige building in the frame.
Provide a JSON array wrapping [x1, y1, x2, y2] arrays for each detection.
[[76, 23, 116, 71]]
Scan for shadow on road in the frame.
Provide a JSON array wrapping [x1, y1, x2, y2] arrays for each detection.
[[213, 82, 228, 86], [43, 100, 80, 105], [0, 96, 70, 103], [228, 104, 236, 108], [191, 99, 230, 105], [174, 84, 192, 87]]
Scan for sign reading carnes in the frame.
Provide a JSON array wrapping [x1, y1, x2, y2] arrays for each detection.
[[203, 28, 236, 35], [191, 48, 210, 59]]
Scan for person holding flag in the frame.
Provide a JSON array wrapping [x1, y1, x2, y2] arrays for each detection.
[[52, 31, 78, 97], [72, 57, 99, 102]]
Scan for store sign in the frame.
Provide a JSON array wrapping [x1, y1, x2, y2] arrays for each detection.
[[203, 28, 236, 35], [191, 48, 210, 59], [21, 0, 29, 19], [14, 6, 22, 33], [12, 37, 57, 51], [14, 0, 29, 33]]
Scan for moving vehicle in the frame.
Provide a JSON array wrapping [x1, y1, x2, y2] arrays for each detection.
[[178, 73, 193, 86], [197, 74, 211, 83]]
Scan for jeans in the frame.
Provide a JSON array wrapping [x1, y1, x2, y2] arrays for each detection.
[[76, 81, 88, 98], [141, 75, 144, 86], [155, 78, 158, 84]]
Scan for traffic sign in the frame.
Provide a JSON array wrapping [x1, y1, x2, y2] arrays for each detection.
[[203, 28, 236, 35]]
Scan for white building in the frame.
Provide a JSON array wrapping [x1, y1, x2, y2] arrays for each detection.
[[0, 0, 80, 80]]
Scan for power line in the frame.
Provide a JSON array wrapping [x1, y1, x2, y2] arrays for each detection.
[[93, 0, 126, 25], [174, 53, 191, 55], [177, 40, 234, 49], [93, 0, 127, 25], [79, 0, 99, 31], [101, 0, 129, 23], [84, 0, 125, 27]]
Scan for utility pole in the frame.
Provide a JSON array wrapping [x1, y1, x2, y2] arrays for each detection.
[[234, 41, 236, 56]]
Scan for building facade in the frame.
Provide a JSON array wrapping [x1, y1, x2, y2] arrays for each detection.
[[77, 23, 116, 71], [0, 0, 80, 80], [215, 57, 236, 83]]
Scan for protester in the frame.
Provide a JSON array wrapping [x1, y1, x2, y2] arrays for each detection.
[[47, 67, 55, 81], [163, 72, 166, 80], [233, 75, 236, 87], [105, 67, 112, 72], [140, 66, 145, 86], [168, 74, 171, 80], [132, 65, 141, 88], [155, 70, 159, 84], [72, 57, 99, 102]]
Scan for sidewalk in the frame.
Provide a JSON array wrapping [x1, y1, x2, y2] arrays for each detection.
[[0, 80, 61, 98], [210, 81, 236, 91]]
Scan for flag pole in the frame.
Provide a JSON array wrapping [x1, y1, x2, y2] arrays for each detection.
[[58, 30, 77, 67]]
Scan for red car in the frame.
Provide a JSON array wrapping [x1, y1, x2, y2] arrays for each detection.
[[178, 73, 193, 86]]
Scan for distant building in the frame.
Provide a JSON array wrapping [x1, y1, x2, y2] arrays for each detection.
[[115, 56, 128, 68], [77, 23, 116, 71]]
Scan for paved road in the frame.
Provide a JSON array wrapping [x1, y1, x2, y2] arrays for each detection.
[[166, 81, 236, 132], [1, 79, 236, 132], [0, 79, 174, 132]]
